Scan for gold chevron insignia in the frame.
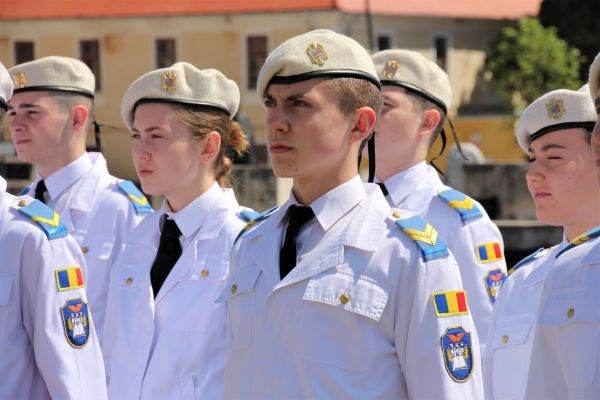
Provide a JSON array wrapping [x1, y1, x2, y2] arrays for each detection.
[[404, 223, 438, 246], [32, 212, 61, 228], [128, 193, 149, 206], [448, 197, 474, 210], [571, 234, 589, 246]]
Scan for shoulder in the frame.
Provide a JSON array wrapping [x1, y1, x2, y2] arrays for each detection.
[[436, 187, 485, 224], [509, 247, 550, 276], [7, 196, 69, 241], [98, 179, 153, 217], [388, 208, 450, 262], [234, 206, 278, 245]]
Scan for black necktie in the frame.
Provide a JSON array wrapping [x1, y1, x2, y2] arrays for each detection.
[[279, 205, 315, 280], [35, 179, 47, 203], [150, 218, 182, 297], [377, 182, 389, 197]]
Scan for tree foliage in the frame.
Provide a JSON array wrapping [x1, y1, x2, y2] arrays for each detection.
[[486, 18, 581, 112]]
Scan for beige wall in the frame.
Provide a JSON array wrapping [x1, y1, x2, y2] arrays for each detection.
[[0, 11, 511, 179]]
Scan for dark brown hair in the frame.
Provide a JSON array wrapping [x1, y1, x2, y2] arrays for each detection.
[[324, 77, 383, 116]]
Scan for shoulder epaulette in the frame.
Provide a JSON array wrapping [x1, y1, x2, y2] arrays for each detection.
[[17, 199, 68, 240], [556, 225, 600, 259], [392, 210, 449, 262], [234, 206, 277, 244], [437, 189, 483, 223], [240, 208, 262, 222], [19, 185, 31, 196], [117, 180, 153, 215], [510, 247, 545, 275]]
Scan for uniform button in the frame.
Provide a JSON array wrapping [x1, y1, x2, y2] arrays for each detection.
[[502, 335, 509, 344], [567, 307, 575, 319], [200, 269, 209, 278], [125, 277, 133, 285], [339, 293, 351, 305], [18, 199, 27, 207], [231, 284, 238, 295], [81, 246, 89, 255], [392, 210, 402, 219]]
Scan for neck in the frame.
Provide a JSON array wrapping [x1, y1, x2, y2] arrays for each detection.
[[166, 174, 216, 213], [376, 145, 428, 182], [38, 147, 86, 178], [564, 216, 600, 242], [293, 158, 358, 205]]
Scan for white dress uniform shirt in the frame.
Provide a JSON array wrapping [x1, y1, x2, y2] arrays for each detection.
[[0, 175, 107, 399], [482, 241, 566, 400], [523, 233, 600, 399], [103, 182, 245, 400], [23, 151, 147, 343], [380, 162, 507, 351], [221, 175, 483, 399]]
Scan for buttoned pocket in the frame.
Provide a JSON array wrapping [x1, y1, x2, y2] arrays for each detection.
[[489, 318, 535, 399], [538, 290, 600, 390], [297, 271, 390, 371], [0, 273, 13, 358], [111, 267, 148, 335], [218, 264, 261, 351]]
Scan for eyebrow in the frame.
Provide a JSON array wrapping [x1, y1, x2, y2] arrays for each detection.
[[264, 91, 307, 102], [132, 126, 165, 134], [538, 144, 567, 152], [7, 103, 40, 110]]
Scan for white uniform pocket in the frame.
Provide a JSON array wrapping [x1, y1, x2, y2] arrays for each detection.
[[297, 271, 390, 372], [218, 264, 261, 351], [538, 290, 600, 390], [0, 273, 13, 358]]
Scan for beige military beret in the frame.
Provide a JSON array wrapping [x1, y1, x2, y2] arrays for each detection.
[[515, 88, 596, 151], [588, 52, 600, 101], [372, 49, 451, 112], [9, 56, 95, 98], [0, 62, 13, 110], [256, 29, 379, 96], [121, 62, 240, 131]]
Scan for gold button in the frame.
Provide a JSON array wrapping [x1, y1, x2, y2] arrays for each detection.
[[81, 246, 89, 255], [339, 293, 351, 305], [567, 307, 575, 319], [200, 269, 209, 278], [502, 335, 509, 344], [392, 210, 402, 219], [231, 284, 238, 295], [18, 199, 27, 207], [125, 277, 133, 285]]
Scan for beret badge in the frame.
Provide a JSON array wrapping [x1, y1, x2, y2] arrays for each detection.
[[12, 72, 27, 89], [382, 60, 400, 79], [546, 98, 565, 120], [161, 70, 177, 94], [306, 42, 328, 67]]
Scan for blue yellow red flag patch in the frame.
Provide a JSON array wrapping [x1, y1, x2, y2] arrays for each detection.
[[476, 242, 504, 263], [60, 298, 90, 348], [441, 326, 473, 382], [484, 269, 506, 304], [433, 290, 469, 317], [55, 267, 84, 291]]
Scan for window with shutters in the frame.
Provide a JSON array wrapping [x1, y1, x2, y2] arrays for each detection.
[[80, 39, 101, 91]]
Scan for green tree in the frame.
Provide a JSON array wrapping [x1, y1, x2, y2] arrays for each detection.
[[486, 18, 581, 113], [539, 0, 599, 80]]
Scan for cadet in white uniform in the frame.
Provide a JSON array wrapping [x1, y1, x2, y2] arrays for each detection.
[[220, 29, 483, 399], [371, 49, 507, 352], [0, 61, 107, 399], [519, 54, 600, 400], [483, 86, 600, 399], [7, 57, 149, 344], [103, 63, 249, 399]]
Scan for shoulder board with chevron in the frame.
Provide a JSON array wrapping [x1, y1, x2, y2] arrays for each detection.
[[555, 225, 600, 259], [117, 180, 153, 215], [234, 206, 278, 244], [437, 188, 482, 223], [509, 247, 546, 275], [392, 211, 449, 262], [19, 184, 31, 196], [17, 199, 68, 240], [240, 208, 261, 222]]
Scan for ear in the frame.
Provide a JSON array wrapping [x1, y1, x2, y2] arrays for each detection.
[[199, 131, 222, 165], [71, 104, 90, 131], [349, 107, 377, 144], [418, 108, 442, 139]]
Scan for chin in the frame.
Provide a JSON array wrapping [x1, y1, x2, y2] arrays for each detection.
[[535, 209, 563, 227]]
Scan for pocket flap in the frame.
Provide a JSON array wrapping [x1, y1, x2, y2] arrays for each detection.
[[216, 264, 261, 303], [491, 318, 534, 349], [303, 272, 389, 321], [0, 273, 13, 305]]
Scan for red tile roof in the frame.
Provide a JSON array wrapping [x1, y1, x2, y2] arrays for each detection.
[[0, 0, 541, 20]]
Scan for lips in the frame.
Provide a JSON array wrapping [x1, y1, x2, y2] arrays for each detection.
[[268, 143, 293, 154], [532, 191, 551, 200]]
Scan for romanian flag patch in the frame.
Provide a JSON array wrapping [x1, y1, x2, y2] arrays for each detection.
[[476, 242, 504, 264], [432, 290, 469, 317], [55, 267, 84, 291]]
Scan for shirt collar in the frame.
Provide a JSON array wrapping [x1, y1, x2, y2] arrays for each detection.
[[382, 161, 428, 205], [41, 152, 93, 200], [277, 175, 366, 232], [0, 175, 6, 195], [160, 182, 222, 238]]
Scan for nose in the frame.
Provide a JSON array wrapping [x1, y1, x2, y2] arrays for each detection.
[[266, 106, 289, 138], [132, 138, 150, 161], [9, 114, 26, 134], [592, 118, 600, 145], [525, 159, 543, 186]]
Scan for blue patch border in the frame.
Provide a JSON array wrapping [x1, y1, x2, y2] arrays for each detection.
[[441, 326, 474, 383], [60, 298, 90, 348]]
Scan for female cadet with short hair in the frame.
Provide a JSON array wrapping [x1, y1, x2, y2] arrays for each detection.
[[102, 62, 249, 399]]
